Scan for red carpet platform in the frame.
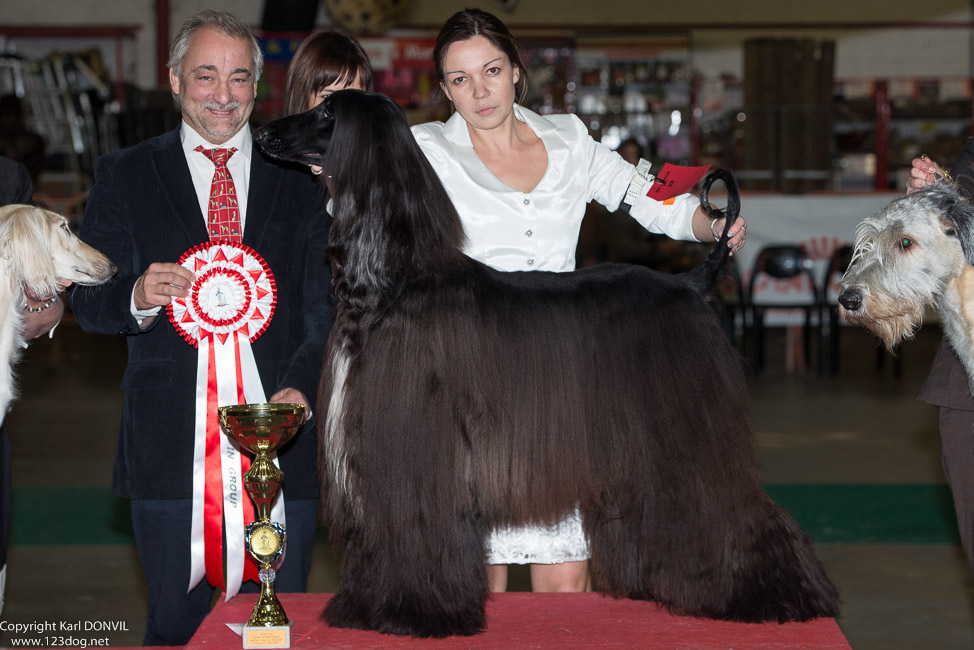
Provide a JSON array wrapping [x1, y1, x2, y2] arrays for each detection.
[[187, 593, 850, 648]]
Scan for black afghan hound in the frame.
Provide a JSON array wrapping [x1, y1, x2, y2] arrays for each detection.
[[256, 90, 839, 638]]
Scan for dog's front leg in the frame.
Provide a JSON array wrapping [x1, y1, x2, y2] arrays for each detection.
[[325, 499, 489, 637]]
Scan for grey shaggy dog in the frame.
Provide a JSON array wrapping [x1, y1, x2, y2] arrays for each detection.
[[257, 89, 840, 638], [839, 183, 974, 390]]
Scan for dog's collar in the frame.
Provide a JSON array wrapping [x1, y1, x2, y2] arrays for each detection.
[[24, 295, 57, 312]]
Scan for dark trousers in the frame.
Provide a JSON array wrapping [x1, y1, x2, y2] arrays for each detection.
[[0, 423, 9, 614], [0, 423, 9, 570], [938, 406, 974, 574], [131, 496, 318, 646]]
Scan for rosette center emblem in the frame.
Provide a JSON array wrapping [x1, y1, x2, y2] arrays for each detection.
[[167, 241, 277, 347]]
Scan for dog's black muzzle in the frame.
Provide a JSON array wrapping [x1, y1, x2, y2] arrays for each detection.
[[254, 127, 287, 155], [255, 102, 333, 169], [837, 287, 863, 312]]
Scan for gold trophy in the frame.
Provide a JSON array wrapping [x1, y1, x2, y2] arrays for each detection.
[[219, 403, 307, 649]]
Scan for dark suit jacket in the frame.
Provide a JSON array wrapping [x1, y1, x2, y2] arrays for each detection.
[[918, 137, 974, 411], [68, 128, 334, 500], [0, 157, 32, 206]]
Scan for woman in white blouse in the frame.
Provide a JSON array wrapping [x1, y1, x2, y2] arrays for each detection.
[[411, 8, 747, 594]]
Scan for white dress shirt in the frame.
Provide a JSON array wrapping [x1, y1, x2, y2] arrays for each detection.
[[412, 104, 699, 273], [131, 122, 253, 321]]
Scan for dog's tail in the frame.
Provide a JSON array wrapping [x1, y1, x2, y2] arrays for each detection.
[[681, 168, 740, 295]]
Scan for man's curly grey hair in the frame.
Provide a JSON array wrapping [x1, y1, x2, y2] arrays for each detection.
[[168, 10, 264, 85]]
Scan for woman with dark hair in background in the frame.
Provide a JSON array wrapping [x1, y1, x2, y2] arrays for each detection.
[[411, 8, 747, 593], [283, 30, 373, 185], [283, 28, 373, 117]]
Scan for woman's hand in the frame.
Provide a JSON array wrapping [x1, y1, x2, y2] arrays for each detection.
[[728, 216, 747, 255], [693, 205, 747, 255], [908, 155, 947, 195], [707, 214, 748, 256], [720, 216, 747, 255]]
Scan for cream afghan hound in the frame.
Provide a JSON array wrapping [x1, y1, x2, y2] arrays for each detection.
[[0, 204, 115, 421]]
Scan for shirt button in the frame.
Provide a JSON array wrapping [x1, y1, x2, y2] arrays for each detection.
[[525, 229, 533, 238], [523, 198, 530, 206], [527, 258, 535, 266]]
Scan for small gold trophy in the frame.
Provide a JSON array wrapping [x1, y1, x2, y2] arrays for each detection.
[[219, 403, 307, 649]]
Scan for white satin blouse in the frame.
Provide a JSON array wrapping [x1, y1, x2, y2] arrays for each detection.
[[411, 104, 700, 273]]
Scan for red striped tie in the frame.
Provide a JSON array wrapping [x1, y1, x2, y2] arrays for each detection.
[[197, 146, 243, 243]]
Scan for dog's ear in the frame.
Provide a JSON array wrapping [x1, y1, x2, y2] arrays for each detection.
[[0, 207, 59, 297], [0, 204, 18, 262], [940, 187, 974, 266]]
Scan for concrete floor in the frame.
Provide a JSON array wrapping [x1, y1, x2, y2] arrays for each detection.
[[0, 319, 972, 648]]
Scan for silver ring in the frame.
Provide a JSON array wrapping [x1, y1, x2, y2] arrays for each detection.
[[311, 168, 323, 176]]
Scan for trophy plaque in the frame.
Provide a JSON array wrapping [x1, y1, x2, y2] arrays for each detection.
[[219, 402, 307, 649]]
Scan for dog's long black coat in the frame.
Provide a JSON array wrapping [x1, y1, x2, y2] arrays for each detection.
[[257, 90, 839, 638]]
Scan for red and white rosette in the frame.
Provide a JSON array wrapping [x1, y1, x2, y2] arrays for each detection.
[[167, 240, 284, 601]]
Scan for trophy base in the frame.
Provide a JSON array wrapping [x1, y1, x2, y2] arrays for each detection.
[[242, 623, 291, 649]]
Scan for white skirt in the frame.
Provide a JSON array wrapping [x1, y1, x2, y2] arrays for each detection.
[[487, 509, 591, 565]]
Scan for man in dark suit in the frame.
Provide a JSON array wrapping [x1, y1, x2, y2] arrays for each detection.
[[67, 11, 332, 645]]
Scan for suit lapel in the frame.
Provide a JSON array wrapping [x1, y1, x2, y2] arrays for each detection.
[[152, 130, 209, 244], [244, 146, 281, 250]]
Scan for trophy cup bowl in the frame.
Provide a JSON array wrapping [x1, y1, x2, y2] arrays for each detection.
[[219, 402, 306, 455], [218, 402, 306, 641]]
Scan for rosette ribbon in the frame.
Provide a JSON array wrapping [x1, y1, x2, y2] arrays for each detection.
[[167, 241, 280, 601]]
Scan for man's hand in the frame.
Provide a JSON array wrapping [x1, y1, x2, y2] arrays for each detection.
[[269, 387, 312, 422], [269, 387, 309, 408], [135, 263, 196, 310]]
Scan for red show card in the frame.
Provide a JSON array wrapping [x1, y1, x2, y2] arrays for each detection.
[[646, 163, 711, 201]]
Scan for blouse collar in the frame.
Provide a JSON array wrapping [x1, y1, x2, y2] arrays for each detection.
[[441, 104, 568, 194]]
